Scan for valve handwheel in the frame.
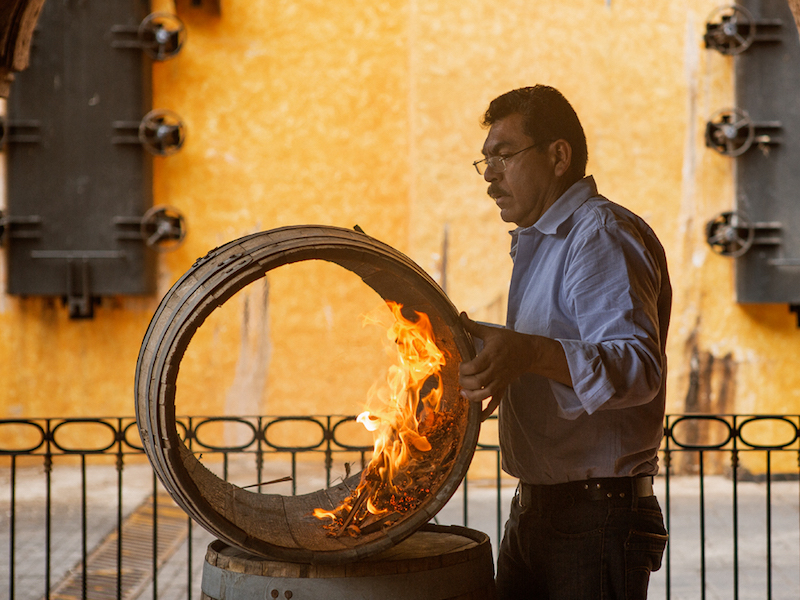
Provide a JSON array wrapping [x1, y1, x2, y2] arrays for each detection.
[[138, 109, 186, 156], [140, 205, 186, 252], [705, 107, 755, 157], [138, 13, 186, 61], [705, 211, 754, 257], [704, 4, 756, 55]]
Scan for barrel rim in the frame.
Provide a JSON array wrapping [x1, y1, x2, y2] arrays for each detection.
[[205, 522, 492, 568]]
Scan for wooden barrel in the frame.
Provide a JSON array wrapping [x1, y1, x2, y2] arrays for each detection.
[[201, 524, 496, 600], [135, 225, 480, 564]]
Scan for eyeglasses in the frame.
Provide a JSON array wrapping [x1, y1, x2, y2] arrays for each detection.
[[472, 141, 552, 175]]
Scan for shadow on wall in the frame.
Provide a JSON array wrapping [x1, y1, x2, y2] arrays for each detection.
[[675, 332, 737, 476]]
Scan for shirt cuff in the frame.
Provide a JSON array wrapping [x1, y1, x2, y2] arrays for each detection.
[[554, 338, 617, 418]]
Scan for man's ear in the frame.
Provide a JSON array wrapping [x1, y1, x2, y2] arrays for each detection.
[[550, 139, 572, 178]]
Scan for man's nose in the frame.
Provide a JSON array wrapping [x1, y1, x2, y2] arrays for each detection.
[[484, 166, 500, 183]]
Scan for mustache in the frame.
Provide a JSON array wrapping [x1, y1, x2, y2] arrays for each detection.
[[487, 184, 507, 198]]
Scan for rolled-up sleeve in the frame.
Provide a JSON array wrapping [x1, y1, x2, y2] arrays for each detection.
[[550, 220, 665, 418]]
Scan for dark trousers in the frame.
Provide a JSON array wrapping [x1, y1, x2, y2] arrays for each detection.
[[495, 483, 668, 599]]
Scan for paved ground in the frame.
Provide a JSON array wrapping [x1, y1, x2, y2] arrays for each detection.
[[2, 461, 799, 600]]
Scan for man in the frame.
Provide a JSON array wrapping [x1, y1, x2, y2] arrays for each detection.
[[458, 85, 671, 599]]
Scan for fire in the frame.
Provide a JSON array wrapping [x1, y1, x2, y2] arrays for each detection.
[[357, 411, 380, 431], [312, 301, 453, 536]]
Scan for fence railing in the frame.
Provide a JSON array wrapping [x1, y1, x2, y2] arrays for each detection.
[[1, 414, 799, 600]]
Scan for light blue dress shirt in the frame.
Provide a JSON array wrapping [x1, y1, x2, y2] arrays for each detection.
[[501, 176, 672, 484]]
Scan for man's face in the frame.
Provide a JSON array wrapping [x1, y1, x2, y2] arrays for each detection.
[[481, 113, 563, 228]]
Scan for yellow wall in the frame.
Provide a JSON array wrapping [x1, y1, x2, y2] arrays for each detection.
[[2, 1, 800, 472]]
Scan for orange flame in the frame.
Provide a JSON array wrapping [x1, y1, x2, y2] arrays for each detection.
[[313, 301, 446, 532], [312, 507, 338, 521], [365, 302, 444, 493]]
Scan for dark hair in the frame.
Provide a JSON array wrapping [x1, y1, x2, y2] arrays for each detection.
[[481, 85, 588, 182]]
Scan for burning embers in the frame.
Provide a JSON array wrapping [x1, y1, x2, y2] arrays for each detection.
[[313, 301, 460, 537]]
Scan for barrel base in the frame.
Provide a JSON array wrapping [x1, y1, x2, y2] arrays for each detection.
[[201, 524, 496, 600]]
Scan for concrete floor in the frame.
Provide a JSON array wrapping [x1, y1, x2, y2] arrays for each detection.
[[2, 461, 799, 600]]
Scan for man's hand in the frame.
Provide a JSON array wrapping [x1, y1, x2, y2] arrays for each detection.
[[458, 313, 533, 402], [458, 312, 573, 419]]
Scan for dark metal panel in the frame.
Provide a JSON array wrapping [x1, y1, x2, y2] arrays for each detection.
[[735, 0, 800, 304], [5, 0, 154, 307]]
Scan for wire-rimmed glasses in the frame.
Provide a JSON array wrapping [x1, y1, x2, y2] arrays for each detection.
[[472, 140, 552, 175]]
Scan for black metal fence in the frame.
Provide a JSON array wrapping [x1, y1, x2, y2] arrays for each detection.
[[1, 414, 799, 600]]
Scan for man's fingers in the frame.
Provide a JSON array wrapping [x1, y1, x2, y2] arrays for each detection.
[[458, 370, 486, 393], [460, 387, 492, 404], [459, 312, 485, 338], [458, 311, 508, 411], [460, 375, 506, 401], [459, 354, 503, 391], [458, 351, 491, 377]]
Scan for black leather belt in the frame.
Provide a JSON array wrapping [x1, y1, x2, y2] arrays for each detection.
[[517, 476, 654, 509]]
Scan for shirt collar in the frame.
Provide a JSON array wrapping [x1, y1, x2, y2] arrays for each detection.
[[509, 175, 597, 239], [509, 176, 597, 258], [514, 174, 597, 232], [535, 175, 598, 234]]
